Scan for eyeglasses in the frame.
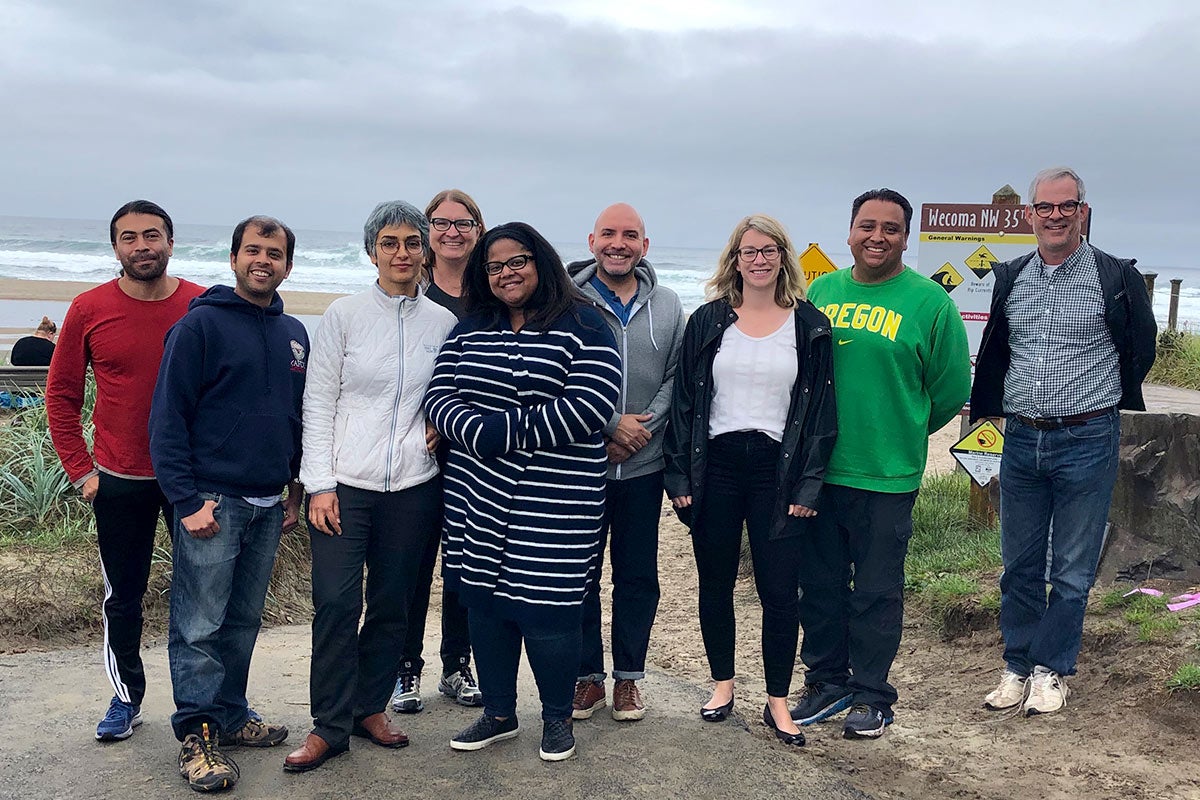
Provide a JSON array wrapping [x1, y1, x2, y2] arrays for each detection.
[[1030, 201, 1083, 218], [737, 245, 782, 262], [378, 237, 423, 256], [430, 217, 479, 233], [483, 254, 533, 275]]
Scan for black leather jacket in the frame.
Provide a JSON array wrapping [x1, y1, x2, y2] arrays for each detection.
[[969, 246, 1157, 422], [663, 299, 837, 540]]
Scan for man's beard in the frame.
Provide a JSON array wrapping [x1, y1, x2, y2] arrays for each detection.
[[120, 253, 169, 282]]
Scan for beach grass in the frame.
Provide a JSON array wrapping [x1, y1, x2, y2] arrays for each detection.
[[1148, 330, 1200, 390]]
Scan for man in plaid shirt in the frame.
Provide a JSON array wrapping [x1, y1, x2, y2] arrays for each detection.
[[970, 167, 1156, 716]]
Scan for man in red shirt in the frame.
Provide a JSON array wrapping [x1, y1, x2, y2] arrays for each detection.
[[47, 200, 205, 742]]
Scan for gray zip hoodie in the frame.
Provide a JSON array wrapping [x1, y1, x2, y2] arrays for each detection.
[[568, 257, 685, 480]]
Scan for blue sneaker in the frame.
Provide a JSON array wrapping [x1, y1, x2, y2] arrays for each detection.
[[842, 704, 894, 740], [96, 696, 142, 741], [789, 683, 853, 725]]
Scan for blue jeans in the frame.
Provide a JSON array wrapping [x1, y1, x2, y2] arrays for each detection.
[[468, 604, 579, 721], [169, 494, 283, 741], [998, 410, 1119, 677]]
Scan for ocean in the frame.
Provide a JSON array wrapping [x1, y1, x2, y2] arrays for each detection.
[[1, 215, 1196, 329]]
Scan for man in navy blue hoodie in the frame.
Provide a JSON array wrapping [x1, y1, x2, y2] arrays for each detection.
[[150, 216, 308, 793]]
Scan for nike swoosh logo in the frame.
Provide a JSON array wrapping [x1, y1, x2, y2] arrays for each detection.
[[838, 339, 854, 345]]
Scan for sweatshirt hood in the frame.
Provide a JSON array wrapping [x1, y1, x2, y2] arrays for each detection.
[[189, 284, 284, 316]]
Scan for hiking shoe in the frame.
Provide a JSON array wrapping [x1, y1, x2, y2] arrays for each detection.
[[179, 722, 240, 792], [539, 719, 576, 762], [842, 704, 893, 740], [223, 712, 288, 747], [1023, 667, 1070, 716], [611, 679, 645, 721], [96, 696, 142, 741], [571, 680, 606, 720], [438, 666, 483, 707], [390, 673, 423, 714], [450, 713, 520, 751], [790, 682, 853, 725], [984, 670, 1028, 711]]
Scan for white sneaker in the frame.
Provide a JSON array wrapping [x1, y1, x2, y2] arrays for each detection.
[[983, 670, 1028, 710], [1023, 667, 1070, 716]]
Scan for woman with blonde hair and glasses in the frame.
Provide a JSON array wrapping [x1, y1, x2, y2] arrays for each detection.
[[664, 214, 836, 747], [390, 189, 487, 714]]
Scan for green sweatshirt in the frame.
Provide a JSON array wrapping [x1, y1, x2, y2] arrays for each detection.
[[807, 266, 970, 493]]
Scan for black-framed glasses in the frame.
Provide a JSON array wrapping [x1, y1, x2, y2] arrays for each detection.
[[483, 254, 534, 275], [378, 237, 424, 255], [1031, 201, 1083, 218], [430, 217, 479, 232], [737, 245, 782, 262]]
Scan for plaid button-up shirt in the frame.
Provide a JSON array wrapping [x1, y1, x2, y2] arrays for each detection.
[[1002, 241, 1121, 417]]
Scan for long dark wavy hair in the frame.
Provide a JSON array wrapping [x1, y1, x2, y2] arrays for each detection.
[[464, 222, 589, 331]]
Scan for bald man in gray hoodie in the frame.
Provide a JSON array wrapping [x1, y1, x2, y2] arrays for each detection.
[[567, 203, 685, 723]]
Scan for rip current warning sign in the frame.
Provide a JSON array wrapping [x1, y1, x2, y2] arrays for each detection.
[[950, 420, 1004, 487]]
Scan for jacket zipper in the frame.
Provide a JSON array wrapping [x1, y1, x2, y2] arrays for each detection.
[[384, 303, 405, 492]]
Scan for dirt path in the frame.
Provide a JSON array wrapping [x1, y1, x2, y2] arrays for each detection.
[[3, 421, 1197, 799]]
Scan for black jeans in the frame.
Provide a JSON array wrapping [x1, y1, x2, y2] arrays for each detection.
[[397, 521, 472, 679], [308, 479, 441, 748], [93, 473, 172, 707], [578, 471, 663, 682], [795, 483, 918, 715], [469, 605, 580, 721], [692, 431, 802, 698]]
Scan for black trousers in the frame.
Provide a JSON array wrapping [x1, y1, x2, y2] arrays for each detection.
[[692, 432, 802, 698], [397, 520, 471, 679], [93, 473, 172, 707], [469, 605, 579, 721], [308, 479, 441, 748], [795, 483, 918, 715], [578, 470, 663, 681]]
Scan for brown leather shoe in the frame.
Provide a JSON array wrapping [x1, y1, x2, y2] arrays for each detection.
[[283, 733, 348, 773], [612, 679, 646, 721], [571, 680, 606, 720], [352, 712, 410, 748]]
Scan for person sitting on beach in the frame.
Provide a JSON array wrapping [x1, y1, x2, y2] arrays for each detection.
[[425, 222, 621, 762], [663, 214, 837, 748], [46, 200, 204, 743], [285, 201, 457, 773], [10, 316, 57, 366], [389, 188, 487, 715]]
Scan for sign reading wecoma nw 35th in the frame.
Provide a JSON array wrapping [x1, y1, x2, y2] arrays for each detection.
[[922, 203, 1034, 234], [917, 203, 1038, 374]]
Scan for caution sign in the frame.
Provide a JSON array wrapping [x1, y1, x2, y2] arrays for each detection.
[[950, 420, 1004, 487], [965, 245, 998, 279], [931, 262, 964, 293], [798, 243, 839, 286]]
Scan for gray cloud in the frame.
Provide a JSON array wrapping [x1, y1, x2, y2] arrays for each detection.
[[2, 0, 1197, 267]]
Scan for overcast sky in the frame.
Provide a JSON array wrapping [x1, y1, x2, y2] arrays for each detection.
[[2, 1, 1197, 266]]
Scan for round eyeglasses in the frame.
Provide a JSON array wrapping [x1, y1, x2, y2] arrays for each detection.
[[1031, 201, 1082, 218], [378, 238, 424, 256]]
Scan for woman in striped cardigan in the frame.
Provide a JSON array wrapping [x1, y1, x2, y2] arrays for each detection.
[[424, 222, 621, 762]]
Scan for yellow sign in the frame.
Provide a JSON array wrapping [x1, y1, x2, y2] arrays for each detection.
[[951, 420, 1004, 454], [965, 245, 998, 279], [931, 262, 965, 293], [798, 243, 838, 286]]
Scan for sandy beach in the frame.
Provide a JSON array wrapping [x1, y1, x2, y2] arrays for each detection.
[[0, 277, 345, 317]]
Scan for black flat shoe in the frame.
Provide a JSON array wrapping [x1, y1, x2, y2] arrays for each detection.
[[762, 705, 805, 746], [700, 698, 734, 722]]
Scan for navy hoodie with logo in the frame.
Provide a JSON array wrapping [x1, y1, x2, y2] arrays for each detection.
[[149, 285, 308, 519]]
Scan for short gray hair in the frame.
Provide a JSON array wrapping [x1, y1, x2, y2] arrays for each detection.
[[1028, 167, 1086, 204], [363, 201, 429, 257]]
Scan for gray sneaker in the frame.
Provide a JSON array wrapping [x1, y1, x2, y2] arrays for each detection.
[[438, 666, 483, 706], [390, 673, 423, 714]]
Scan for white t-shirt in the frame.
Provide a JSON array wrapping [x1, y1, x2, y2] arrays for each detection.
[[708, 314, 797, 442]]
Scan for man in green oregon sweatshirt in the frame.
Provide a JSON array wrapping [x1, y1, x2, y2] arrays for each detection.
[[794, 188, 970, 740]]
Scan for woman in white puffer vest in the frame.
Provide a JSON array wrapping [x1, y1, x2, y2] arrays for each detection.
[[286, 201, 457, 773]]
